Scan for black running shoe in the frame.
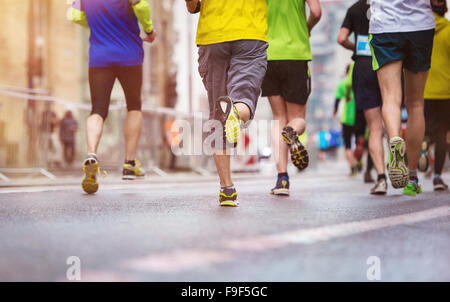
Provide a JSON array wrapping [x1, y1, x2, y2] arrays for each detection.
[[282, 126, 309, 171], [270, 175, 290, 196], [433, 176, 448, 191], [219, 186, 239, 207]]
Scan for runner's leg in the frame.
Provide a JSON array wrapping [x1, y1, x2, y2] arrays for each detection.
[[86, 67, 115, 154], [364, 107, 385, 175], [116, 65, 143, 162], [269, 96, 288, 173], [403, 69, 428, 172], [377, 60, 403, 139]]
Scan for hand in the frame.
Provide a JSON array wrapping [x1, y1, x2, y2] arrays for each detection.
[[143, 30, 156, 43], [333, 109, 337, 116]]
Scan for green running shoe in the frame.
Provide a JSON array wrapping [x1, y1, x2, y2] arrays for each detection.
[[388, 136, 409, 188], [282, 126, 309, 171], [402, 181, 422, 197], [219, 186, 239, 207]]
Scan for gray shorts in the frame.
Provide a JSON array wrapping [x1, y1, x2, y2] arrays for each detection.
[[198, 39, 268, 121]]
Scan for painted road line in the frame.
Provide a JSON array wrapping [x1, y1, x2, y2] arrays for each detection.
[[224, 206, 450, 251], [0, 175, 348, 194], [122, 249, 233, 273], [122, 206, 450, 273]]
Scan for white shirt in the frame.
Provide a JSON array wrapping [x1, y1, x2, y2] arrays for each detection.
[[369, 0, 435, 34]]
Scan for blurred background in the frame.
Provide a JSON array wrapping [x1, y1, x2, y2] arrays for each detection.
[[0, 0, 382, 181]]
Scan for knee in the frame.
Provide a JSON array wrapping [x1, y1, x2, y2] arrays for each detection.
[[90, 111, 107, 121]]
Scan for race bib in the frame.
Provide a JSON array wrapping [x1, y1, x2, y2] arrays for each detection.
[[356, 35, 372, 57]]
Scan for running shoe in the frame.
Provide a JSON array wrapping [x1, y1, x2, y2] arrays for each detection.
[[270, 175, 290, 196], [216, 96, 241, 147], [82, 153, 99, 194], [122, 159, 146, 180], [364, 170, 375, 183], [356, 160, 363, 172], [370, 178, 387, 195], [219, 187, 239, 207], [433, 176, 448, 191], [418, 141, 429, 172], [282, 126, 309, 171], [402, 180, 422, 197], [388, 136, 409, 189]]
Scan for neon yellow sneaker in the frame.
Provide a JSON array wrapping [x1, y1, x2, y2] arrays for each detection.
[[122, 159, 146, 180], [217, 96, 242, 147], [388, 136, 409, 188], [282, 126, 309, 171], [219, 186, 239, 207], [82, 154, 99, 194]]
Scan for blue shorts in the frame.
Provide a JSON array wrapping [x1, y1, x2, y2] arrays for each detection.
[[369, 29, 434, 73]]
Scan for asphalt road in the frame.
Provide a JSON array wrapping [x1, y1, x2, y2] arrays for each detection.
[[0, 165, 448, 282]]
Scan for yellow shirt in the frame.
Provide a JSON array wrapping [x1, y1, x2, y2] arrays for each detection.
[[424, 13, 450, 100], [195, 0, 268, 45]]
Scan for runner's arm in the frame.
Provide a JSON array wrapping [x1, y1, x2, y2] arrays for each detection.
[[334, 98, 340, 116], [68, 0, 89, 28], [186, 0, 201, 14], [130, 0, 154, 34], [306, 0, 322, 34], [337, 27, 355, 51]]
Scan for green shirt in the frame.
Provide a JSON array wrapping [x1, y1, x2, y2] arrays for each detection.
[[266, 0, 312, 61], [335, 79, 356, 126]]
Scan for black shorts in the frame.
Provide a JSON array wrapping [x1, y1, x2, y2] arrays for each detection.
[[89, 65, 142, 120], [353, 57, 382, 111], [261, 60, 311, 105]]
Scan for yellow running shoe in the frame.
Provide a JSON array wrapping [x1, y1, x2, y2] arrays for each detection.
[[82, 154, 99, 194], [219, 186, 239, 207], [282, 126, 309, 171], [217, 96, 242, 147], [122, 159, 146, 180]]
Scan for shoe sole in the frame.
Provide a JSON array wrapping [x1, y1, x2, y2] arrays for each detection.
[[122, 174, 136, 180], [225, 106, 241, 145], [82, 162, 99, 194], [220, 200, 239, 207], [388, 138, 408, 189], [218, 96, 241, 146], [282, 130, 309, 171], [270, 188, 290, 196], [402, 189, 417, 197], [434, 185, 448, 191], [370, 190, 387, 195]]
